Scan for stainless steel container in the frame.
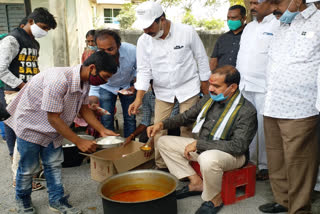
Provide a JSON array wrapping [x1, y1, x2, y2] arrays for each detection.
[[62, 134, 94, 167], [98, 169, 178, 214]]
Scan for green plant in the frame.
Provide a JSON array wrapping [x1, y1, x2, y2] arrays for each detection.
[[197, 18, 224, 31], [117, 3, 136, 29], [181, 9, 197, 26]]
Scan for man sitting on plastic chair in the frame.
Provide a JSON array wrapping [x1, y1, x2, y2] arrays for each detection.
[[147, 65, 257, 214]]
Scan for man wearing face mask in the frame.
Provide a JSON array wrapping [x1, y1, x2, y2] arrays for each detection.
[[147, 65, 257, 214], [209, 5, 246, 71], [0, 8, 57, 193], [258, 0, 320, 213], [129, 1, 211, 169], [5, 51, 119, 214], [0, 7, 56, 159], [89, 29, 137, 138], [236, 0, 279, 182]]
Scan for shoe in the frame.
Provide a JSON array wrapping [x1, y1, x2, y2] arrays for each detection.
[[259, 202, 288, 213], [256, 169, 269, 181], [16, 199, 36, 214], [49, 195, 82, 214], [176, 185, 202, 199], [195, 201, 224, 214]]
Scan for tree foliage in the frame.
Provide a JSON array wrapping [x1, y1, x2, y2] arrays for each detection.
[[229, 0, 245, 7], [117, 3, 136, 29], [197, 18, 224, 31], [181, 9, 197, 25], [179, 1, 224, 31], [116, 0, 230, 31]]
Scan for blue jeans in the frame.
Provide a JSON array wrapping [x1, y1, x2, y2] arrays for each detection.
[[5, 124, 16, 156], [16, 138, 64, 205], [99, 88, 136, 137]]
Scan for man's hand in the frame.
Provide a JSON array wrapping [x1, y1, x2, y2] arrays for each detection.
[[128, 99, 142, 116], [200, 81, 209, 95], [99, 128, 120, 137], [122, 86, 136, 96], [143, 138, 154, 158], [123, 134, 135, 147], [76, 138, 97, 153], [89, 96, 99, 110], [184, 141, 197, 160], [17, 82, 26, 89], [147, 122, 164, 138]]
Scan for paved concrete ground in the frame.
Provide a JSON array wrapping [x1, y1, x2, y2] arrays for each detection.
[[1, 102, 320, 214]]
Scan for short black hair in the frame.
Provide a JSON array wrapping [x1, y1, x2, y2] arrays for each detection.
[[83, 51, 118, 74], [19, 17, 28, 28], [212, 65, 241, 86], [154, 12, 166, 23], [85, 29, 96, 38], [94, 29, 121, 48], [229, 5, 246, 17], [28, 7, 57, 29]]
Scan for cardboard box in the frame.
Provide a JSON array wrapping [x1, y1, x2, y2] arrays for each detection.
[[83, 141, 155, 182]]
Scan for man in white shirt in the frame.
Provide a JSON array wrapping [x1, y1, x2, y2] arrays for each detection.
[[258, 0, 320, 213], [128, 1, 211, 169], [236, 0, 279, 181]]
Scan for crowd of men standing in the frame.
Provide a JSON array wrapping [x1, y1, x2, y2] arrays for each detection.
[[210, 0, 320, 213]]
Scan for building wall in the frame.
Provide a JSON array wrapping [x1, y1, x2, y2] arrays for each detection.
[[69, 0, 94, 66]]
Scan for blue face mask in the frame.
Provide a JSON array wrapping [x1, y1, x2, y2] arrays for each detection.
[[279, 0, 299, 24], [209, 86, 232, 102], [88, 45, 98, 51], [279, 10, 299, 24]]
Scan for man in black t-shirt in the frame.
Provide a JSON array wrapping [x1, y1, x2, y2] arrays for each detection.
[[209, 5, 246, 71]]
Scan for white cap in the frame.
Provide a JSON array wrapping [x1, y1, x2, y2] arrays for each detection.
[[134, 1, 164, 29], [306, 0, 318, 3]]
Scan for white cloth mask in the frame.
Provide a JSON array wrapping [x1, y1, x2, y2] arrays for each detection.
[[153, 20, 164, 40], [30, 23, 48, 38]]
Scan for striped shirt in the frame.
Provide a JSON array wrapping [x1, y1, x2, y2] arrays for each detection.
[[5, 65, 89, 148]]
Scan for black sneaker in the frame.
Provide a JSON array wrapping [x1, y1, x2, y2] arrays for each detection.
[[16, 199, 36, 214], [195, 201, 224, 214], [259, 202, 288, 213], [49, 195, 82, 214]]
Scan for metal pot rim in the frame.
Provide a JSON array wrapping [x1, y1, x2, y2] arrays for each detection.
[[97, 169, 178, 204]]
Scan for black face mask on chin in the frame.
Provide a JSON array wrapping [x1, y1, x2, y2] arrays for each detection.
[[273, 10, 283, 16]]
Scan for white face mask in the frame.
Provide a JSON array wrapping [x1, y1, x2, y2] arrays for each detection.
[[153, 20, 164, 40], [30, 23, 48, 38]]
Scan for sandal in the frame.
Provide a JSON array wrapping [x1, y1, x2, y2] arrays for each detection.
[[33, 170, 46, 181], [12, 181, 45, 191], [256, 169, 269, 181], [32, 182, 45, 191]]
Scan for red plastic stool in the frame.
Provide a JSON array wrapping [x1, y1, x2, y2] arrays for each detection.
[[190, 161, 256, 205]]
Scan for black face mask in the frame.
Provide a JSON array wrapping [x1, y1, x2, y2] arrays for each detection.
[[273, 10, 283, 16]]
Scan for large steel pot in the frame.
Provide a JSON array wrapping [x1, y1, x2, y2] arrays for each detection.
[[98, 169, 178, 214]]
